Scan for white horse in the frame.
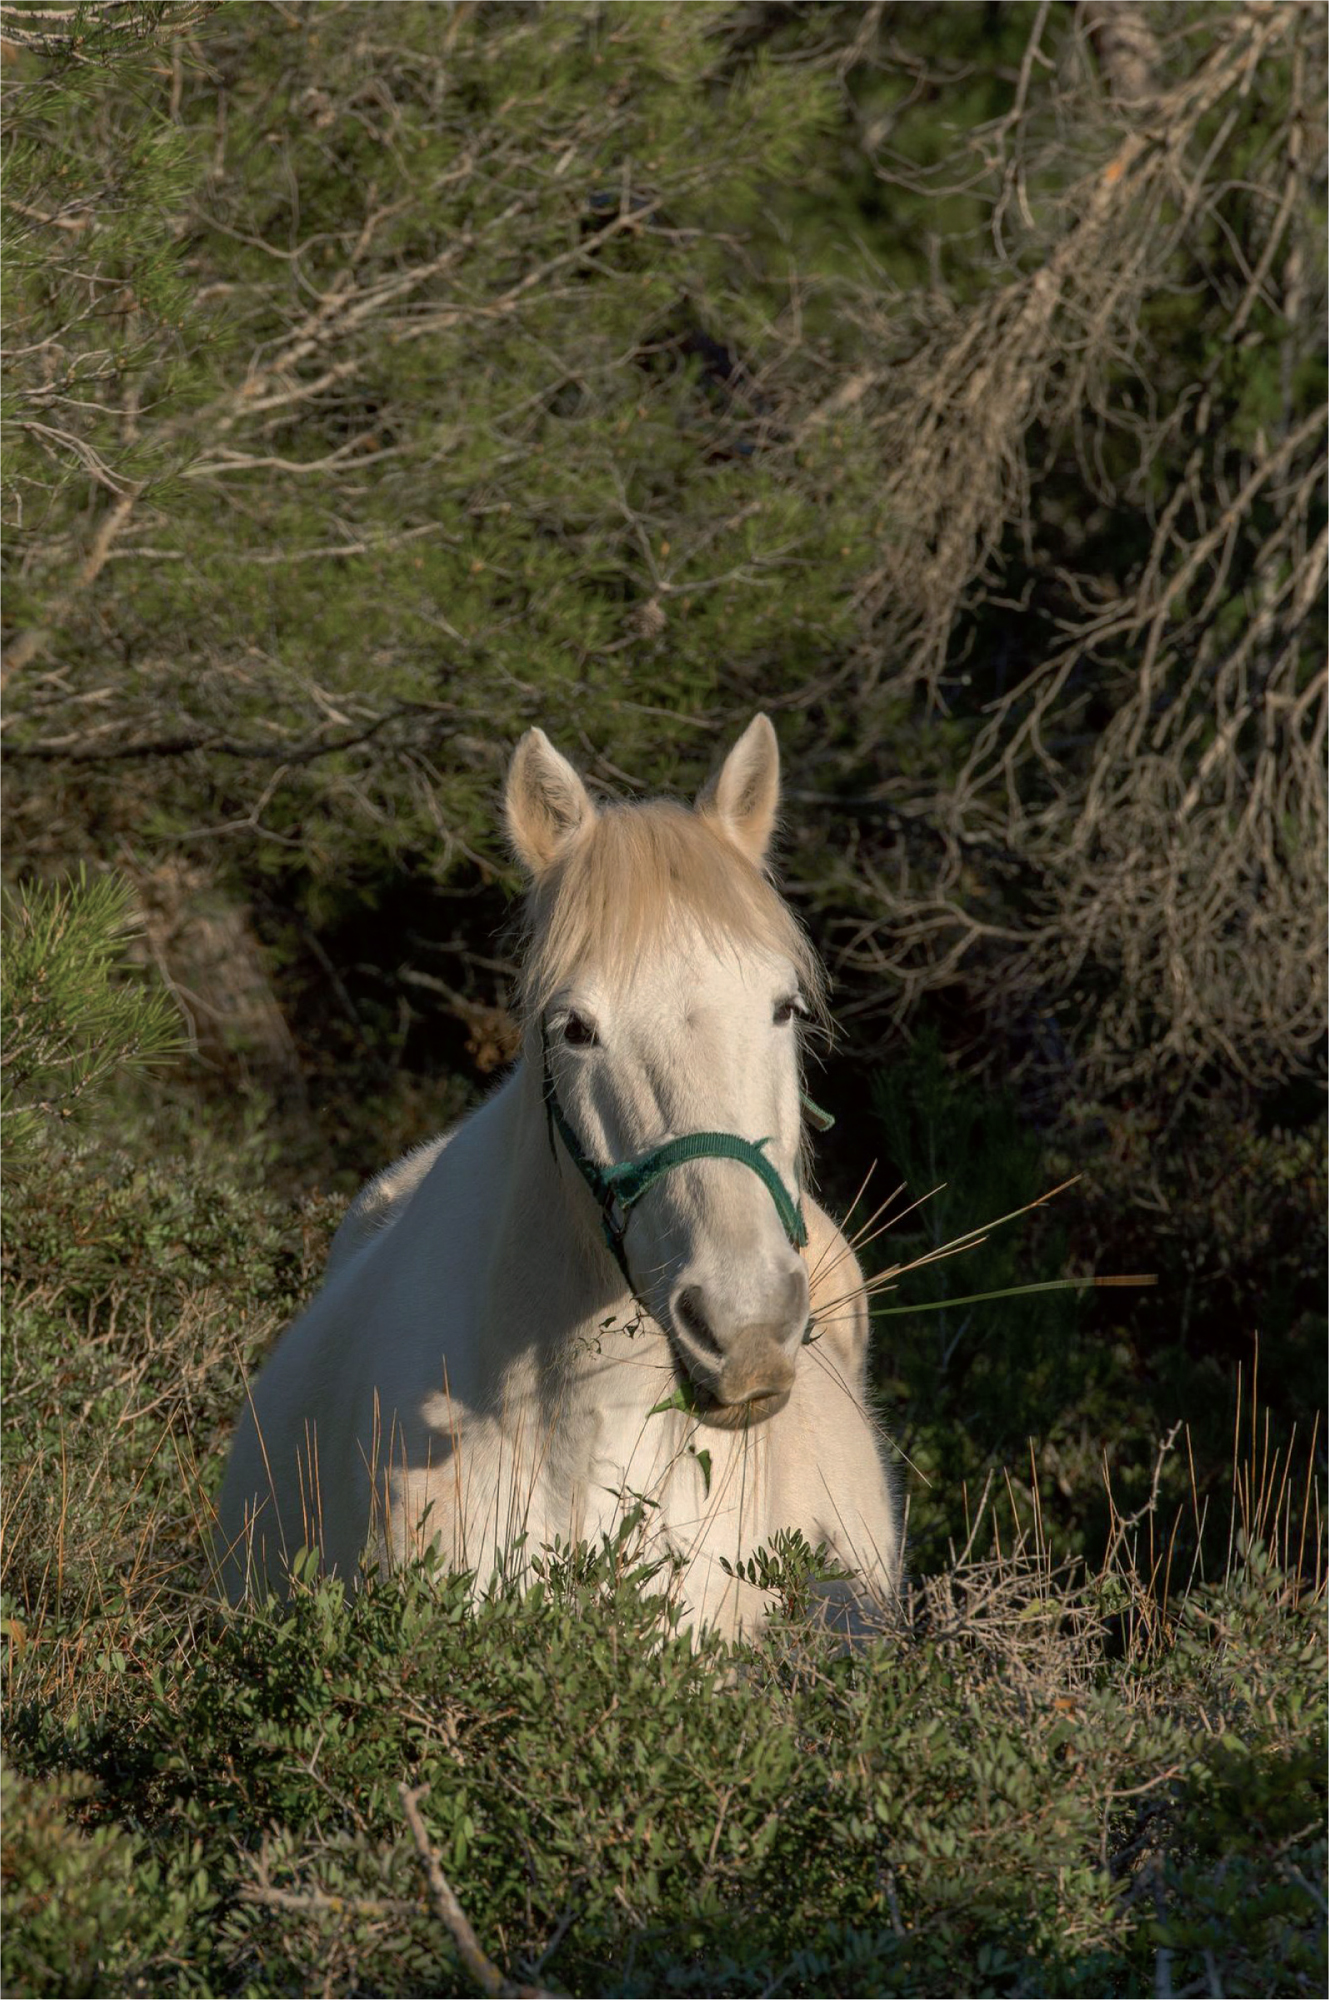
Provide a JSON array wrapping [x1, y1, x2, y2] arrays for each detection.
[[215, 716, 900, 1636]]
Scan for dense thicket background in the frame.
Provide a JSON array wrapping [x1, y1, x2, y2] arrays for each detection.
[[2, 3, 1325, 1995]]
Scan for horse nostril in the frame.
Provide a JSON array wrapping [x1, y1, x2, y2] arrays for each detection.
[[674, 1285, 724, 1360]]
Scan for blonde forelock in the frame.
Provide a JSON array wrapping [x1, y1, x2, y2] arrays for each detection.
[[515, 801, 826, 1024]]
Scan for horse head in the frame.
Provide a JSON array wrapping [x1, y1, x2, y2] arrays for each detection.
[[506, 715, 826, 1424]]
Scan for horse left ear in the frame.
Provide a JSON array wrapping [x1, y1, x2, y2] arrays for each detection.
[[698, 713, 781, 866]]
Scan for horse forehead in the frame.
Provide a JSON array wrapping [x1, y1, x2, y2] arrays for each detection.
[[597, 952, 778, 1051], [595, 960, 777, 1118], [619, 933, 787, 1009]]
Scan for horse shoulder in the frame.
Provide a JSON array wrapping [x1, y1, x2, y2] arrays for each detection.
[[218, 1094, 514, 1598]]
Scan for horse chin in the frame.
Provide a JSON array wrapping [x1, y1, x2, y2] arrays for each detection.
[[677, 1368, 792, 1428], [693, 1385, 791, 1429]]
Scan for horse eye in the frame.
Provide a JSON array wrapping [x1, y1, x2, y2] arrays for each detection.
[[563, 1012, 598, 1048], [773, 995, 803, 1027]]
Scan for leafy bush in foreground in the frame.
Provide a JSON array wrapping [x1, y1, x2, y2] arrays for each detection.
[[0, 1763, 207, 2000], [2, 1147, 1324, 1998], [4, 1540, 1323, 1999]]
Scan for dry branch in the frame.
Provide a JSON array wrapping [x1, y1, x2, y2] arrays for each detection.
[[398, 1783, 553, 2000], [826, 0, 1327, 1084]]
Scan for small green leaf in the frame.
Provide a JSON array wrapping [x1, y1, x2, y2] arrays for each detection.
[[647, 1379, 699, 1417]]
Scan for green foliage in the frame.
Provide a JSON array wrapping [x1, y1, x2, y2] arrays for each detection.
[[6, 1541, 1324, 1998], [0, 4, 209, 530], [3, 1148, 1324, 1999], [1, 0, 1323, 1090], [0, 871, 180, 1161], [2, 2, 876, 917], [0, 1762, 208, 2000]]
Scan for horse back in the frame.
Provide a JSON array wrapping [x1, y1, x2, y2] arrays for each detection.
[[325, 1130, 455, 1276]]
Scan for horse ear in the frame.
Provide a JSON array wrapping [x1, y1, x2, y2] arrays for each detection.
[[505, 728, 596, 875], [698, 713, 781, 866]]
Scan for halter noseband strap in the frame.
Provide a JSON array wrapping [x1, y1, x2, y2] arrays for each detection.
[[539, 1018, 833, 1293]]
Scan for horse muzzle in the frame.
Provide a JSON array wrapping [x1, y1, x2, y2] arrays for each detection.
[[669, 1270, 807, 1420]]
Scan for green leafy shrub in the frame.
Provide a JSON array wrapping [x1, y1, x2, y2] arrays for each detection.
[[1, 1124, 1324, 1998], [5, 1536, 1323, 1999], [0, 1763, 211, 2000]]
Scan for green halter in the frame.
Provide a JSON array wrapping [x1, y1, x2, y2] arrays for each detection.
[[539, 1019, 833, 1293]]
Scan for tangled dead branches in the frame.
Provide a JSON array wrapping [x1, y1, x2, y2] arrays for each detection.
[[829, 1, 1327, 1088]]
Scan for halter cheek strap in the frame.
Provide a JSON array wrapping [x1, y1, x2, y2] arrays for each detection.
[[539, 1019, 833, 1294]]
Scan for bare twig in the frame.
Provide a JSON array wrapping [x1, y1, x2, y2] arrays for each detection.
[[239, 1878, 417, 1921], [397, 1782, 553, 2000]]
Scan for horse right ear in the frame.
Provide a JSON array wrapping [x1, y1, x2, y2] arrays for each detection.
[[505, 728, 597, 875]]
